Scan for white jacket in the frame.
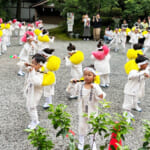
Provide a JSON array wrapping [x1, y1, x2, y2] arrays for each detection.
[[91, 54, 111, 75]]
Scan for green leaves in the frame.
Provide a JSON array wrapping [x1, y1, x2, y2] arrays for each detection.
[[48, 104, 71, 138], [25, 126, 54, 150]]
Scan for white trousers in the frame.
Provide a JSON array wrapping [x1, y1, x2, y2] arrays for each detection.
[[45, 96, 52, 104], [78, 135, 97, 150], [122, 94, 138, 111], [100, 74, 110, 85], [27, 106, 39, 124]]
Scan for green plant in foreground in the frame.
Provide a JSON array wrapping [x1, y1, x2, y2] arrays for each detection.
[[25, 126, 54, 150], [138, 120, 150, 150], [48, 104, 71, 138]]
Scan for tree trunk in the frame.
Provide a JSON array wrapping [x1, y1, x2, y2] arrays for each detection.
[[16, 0, 21, 20]]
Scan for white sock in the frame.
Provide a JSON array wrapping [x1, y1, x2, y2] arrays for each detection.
[[46, 96, 52, 104], [78, 135, 84, 149]]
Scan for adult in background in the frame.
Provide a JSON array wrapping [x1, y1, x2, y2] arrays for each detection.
[[148, 16, 150, 27], [82, 14, 91, 41], [92, 13, 102, 41], [141, 18, 148, 31], [121, 19, 128, 29], [134, 18, 143, 30], [104, 26, 113, 44]]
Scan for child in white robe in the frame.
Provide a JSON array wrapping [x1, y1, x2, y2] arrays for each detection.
[[17, 33, 34, 76], [91, 41, 111, 88], [65, 43, 84, 99], [109, 28, 121, 52], [120, 28, 127, 53], [19, 22, 27, 45], [128, 27, 142, 48], [73, 65, 106, 150], [143, 27, 150, 53], [37, 29, 55, 52], [123, 55, 149, 123], [39, 48, 61, 109]]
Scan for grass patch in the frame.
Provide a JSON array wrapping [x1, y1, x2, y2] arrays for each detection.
[[49, 26, 81, 41]]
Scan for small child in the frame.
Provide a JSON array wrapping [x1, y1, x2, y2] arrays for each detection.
[[74, 65, 106, 150], [91, 41, 111, 88], [19, 22, 27, 45], [120, 27, 127, 53], [38, 29, 55, 52], [126, 43, 144, 61], [17, 33, 34, 76], [128, 27, 142, 48], [123, 55, 149, 123], [39, 48, 61, 109], [109, 28, 121, 52], [65, 43, 84, 99], [143, 27, 150, 53]]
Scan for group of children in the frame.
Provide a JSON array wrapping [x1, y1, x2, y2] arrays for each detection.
[[1, 16, 150, 150], [107, 24, 150, 54]]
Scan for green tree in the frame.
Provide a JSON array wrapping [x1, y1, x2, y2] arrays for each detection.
[[124, 0, 150, 21]]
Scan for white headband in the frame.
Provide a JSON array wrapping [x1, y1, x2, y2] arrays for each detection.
[[69, 50, 77, 53], [138, 60, 149, 67], [41, 51, 52, 57], [97, 46, 103, 50], [83, 67, 100, 75], [27, 35, 33, 40]]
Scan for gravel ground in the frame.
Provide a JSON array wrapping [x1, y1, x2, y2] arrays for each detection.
[[0, 25, 150, 150]]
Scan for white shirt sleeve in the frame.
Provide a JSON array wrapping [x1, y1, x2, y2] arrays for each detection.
[[93, 84, 106, 100]]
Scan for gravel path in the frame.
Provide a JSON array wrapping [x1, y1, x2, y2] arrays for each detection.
[[0, 26, 150, 150]]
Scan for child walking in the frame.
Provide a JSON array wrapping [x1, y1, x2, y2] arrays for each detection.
[[143, 27, 150, 53], [24, 54, 56, 129], [109, 28, 121, 52], [91, 41, 111, 87], [39, 48, 61, 109], [65, 43, 84, 99], [73, 65, 106, 150], [123, 55, 149, 123], [17, 33, 34, 76]]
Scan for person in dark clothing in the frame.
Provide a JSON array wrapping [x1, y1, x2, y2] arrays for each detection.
[[92, 13, 102, 41]]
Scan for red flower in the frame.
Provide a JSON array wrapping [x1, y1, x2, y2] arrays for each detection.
[[66, 129, 75, 138]]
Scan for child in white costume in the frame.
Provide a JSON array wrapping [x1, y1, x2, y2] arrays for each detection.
[[65, 43, 84, 99], [39, 48, 61, 109], [12, 19, 19, 37], [128, 27, 142, 48], [123, 55, 149, 123], [0, 30, 3, 56], [24, 54, 56, 129], [91, 41, 111, 88], [143, 27, 150, 53], [73, 66, 106, 150], [17, 33, 34, 76], [109, 28, 121, 52], [120, 28, 127, 53], [37, 29, 55, 52], [1, 24, 11, 53], [19, 22, 27, 45]]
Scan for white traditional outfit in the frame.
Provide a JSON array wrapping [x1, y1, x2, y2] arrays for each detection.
[[120, 30, 127, 52], [91, 45, 111, 87], [19, 25, 26, 45], [109, 31, 121, 52], [24, 69, 43, 129], [75, 81, 106, 150], [1, 28, 10, 53], [128, 31, 142, 48], [123, 69, 149, 111], [17, 41, 34, 76], [144, 33, 150, 53], [65, 51, 83, 98]]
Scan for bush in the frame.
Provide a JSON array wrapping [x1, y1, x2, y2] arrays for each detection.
[[100, 7, 111, 17], [111, 7, 122, 17]]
